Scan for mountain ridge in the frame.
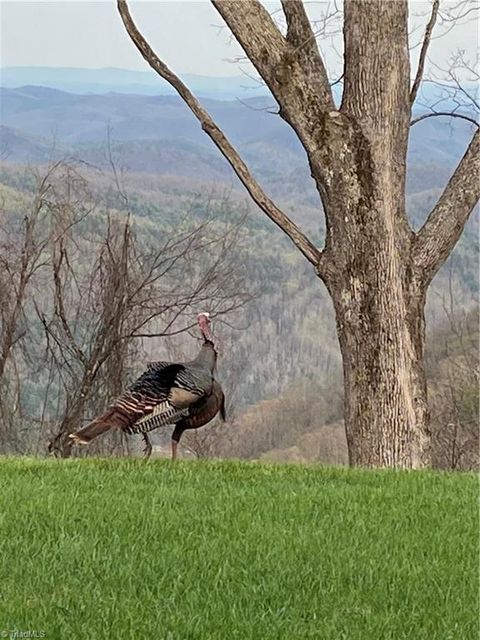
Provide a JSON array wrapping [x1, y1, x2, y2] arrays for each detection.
[[1, 66, 269, 100], [1, 84, 477, 224]]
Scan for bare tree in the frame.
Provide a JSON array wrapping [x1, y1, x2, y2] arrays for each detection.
[[117, 0, 479, 468], [0, 166, 55, 450]]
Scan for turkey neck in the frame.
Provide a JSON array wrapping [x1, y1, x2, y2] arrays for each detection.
[[191, 341, 217, 372]]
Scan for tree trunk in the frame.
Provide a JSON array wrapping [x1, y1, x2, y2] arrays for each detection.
[[48, 372, 96, 457], [321, 0, 433, 467], [328, 262, 431, 468], [321, 114, 432, 468], [48, 402, 83, 458]]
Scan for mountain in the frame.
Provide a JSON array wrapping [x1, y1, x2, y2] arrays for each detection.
[[0, 67, 270, 100], [0, 125, 51, 163], [3, 66, 474, 106], [0, 86, 284, 145], [0, 84, 477, 270], [1, 85, 477, 203]]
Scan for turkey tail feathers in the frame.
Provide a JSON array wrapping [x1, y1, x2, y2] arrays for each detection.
[[69, 408, 130, 445], [126, 401, 188, 435]]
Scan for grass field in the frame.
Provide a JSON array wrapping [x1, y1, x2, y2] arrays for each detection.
[[0, 458, 477, 639]]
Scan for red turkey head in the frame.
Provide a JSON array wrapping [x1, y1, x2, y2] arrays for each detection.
[[197, 312, 214, 343]]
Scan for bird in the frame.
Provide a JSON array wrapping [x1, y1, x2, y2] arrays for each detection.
[[69, 312, 226, 459]]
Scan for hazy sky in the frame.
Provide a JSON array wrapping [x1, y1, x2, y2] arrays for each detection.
[[0, 1, 478, 77]]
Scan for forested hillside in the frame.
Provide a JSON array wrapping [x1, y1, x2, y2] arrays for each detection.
[[0, 85, 477, 466]]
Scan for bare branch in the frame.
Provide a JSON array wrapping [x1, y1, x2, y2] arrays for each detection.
[[446, 63, 479, 111], [410, 0, 439, 105], [52, 248, 88, 368], [117, 0, 322, 268], [414, 128, 480, 282], [410, 111, 479, 127], [214, 0, 324, 100], [281, 0, 333, 99], [418, 49, 480, 125], [234, 97, 278, 114], [330, 73, 344, 88], [106, 126, 129, 208], [211, 0, 335, 134]]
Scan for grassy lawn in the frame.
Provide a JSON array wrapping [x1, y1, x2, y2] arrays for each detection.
[[0, 458, 477, 639]]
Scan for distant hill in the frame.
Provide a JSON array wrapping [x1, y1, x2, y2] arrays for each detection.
[[0, 66, 270, 100], [1, 84, 477, 215], [2, 65, 472, 105], [0, 85, 283, 146], [0, 125, 50, 163]]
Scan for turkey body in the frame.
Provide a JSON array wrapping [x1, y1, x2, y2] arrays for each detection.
[[139, 379, 226, 459], [69, 340, 225, 458]]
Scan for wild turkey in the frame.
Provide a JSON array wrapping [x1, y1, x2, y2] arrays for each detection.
[[69, 312, 225, 459]]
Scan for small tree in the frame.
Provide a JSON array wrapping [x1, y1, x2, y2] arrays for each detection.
[[118, 0, 479, 468]]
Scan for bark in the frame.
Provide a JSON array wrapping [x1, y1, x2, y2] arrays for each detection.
[[328, 254, 431, 467], [318, 1, 431, 467], [117, 0, 480, 468], [413, 129, 480, 284]]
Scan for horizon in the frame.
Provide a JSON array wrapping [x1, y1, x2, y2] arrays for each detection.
[[0, 64, 247, 79], [1, 64, 241, 73]]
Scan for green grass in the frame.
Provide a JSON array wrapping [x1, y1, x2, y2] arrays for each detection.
[[0, 458, 477, 639]]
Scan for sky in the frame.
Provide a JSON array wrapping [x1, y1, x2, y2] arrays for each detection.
[[0, 1, 250, 75], [0, 1, 478, 77]]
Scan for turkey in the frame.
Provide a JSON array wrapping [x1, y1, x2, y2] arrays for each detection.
[[69, 312, 226, 459]]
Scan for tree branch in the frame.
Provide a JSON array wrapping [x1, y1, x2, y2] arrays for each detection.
[[212, 0, 333, 110], [117, 0, 322, 269], [413, 128, 480, 282], [410, 0, 439, 105], [280, 0, 333, 103], [211, 0, 337, 180], [410, 111, 479, 127], [341, 0, 411, 137]]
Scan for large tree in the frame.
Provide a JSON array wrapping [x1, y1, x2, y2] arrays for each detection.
[[118, 0, 479, 468]]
